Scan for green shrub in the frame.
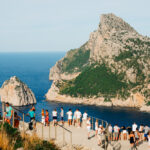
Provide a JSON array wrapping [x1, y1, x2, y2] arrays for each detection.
[[60, 64, 128, 98], [62, 48, 90, 73]]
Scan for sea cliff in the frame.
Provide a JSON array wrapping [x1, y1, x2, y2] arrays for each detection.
[[46, 13, 150, 111]]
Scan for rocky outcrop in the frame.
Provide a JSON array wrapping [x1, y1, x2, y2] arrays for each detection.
[[46, 13, 150, 111], [0, 76, 36, 106]]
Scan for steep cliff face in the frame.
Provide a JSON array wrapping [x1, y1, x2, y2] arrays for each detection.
[[0, 76, 36, 106], [46, 13, 150, 110]]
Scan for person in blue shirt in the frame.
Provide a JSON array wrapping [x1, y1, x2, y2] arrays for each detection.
[[27, 107, 35, 121], [4, 102, 13, 124], [27, 106, 36, 130]]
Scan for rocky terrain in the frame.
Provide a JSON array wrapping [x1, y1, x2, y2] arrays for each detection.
[[46, 13, 150, 111], [0, 76, 36, 106]]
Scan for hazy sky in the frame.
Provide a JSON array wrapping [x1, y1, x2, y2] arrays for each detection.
[[0, 0, 150, 52]]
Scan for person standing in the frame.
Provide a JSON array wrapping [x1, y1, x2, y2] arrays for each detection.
[[52, 109, 57, 126], [114, 124, 120, 141], [132, 122, 138, 132], [122, 126, 127, 140], [76, 109, 82, 128], [87, 117, 91, 139], [147, 131, 150, 149], [95, 120, 98, 137], [41, 109, 45, 125], [82, 111, 88, 127], [45, 110, 49, 126], [97, 125, 104, 146], [60, 107, 64, 125], [108, 124, 113, 141], [82, 111, 88, 121], [14, 112, 21, 128], [27, 107, 36, 130], [139, 124, 144, 141], [4, 102, 13, 124], [144, 125, 149, 141], [67, 109, 72, 126], [135, 128, 140, 146], [129, 131, 135, 149]]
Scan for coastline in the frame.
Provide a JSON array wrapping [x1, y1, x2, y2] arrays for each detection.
[[45, 92, 150, 113]]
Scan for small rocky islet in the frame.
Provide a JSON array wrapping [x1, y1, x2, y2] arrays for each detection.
[[46, 13, 150, 112], [0, 76, 36, 106]]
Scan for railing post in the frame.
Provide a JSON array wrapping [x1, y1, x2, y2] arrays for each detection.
[[2, 102, 5, 124], [49, 123, 51, 140], [23, 113, 25, 135], [13, 110, 15, 128], [92, 117, 93, 130], [70, 132, 72, 146], [42, 124, 43, 140], [63, 126, 65, 146], [55, 125, 57, 140]]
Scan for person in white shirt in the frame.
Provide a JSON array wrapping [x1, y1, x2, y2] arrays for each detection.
[[76, 109, 82, 127], [87, 117, 91, 139], [82, 111, 88, 127], [108, 124, 113, 141], [82, 111, 88, 121], [95, 120, 98, 137], [132, 122, 138, 132], [60, 107, 64, 125], [114, 124, 120, 141], [52, 109, 57, 126], [67, 109, 72, 126], [97, 125, 104, 146]]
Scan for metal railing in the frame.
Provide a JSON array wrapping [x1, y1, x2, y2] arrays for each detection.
[[1, 102, 72, 147]]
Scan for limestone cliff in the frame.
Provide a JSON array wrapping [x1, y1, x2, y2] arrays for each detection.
[[0, 76, 36, 106], [46, 13, 150, 111]]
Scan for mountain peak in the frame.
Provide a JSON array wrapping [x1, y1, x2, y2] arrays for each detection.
[[99, 13, 136, 33]]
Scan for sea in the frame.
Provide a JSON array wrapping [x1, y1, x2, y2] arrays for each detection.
[[0, 52, 150, 127]]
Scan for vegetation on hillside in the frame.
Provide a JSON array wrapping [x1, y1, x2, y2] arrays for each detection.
[[59, 64, 130, 99], [0, 123, 59, 150], [62, 47, 90, 73]]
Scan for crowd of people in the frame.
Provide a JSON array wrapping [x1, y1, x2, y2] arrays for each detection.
[[2, 103, 150, 149]]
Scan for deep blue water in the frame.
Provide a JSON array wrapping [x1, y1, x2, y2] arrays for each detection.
[[0, 52, 150, 127]]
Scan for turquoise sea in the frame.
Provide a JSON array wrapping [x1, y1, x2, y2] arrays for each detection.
[[0, 52, 150, 127]]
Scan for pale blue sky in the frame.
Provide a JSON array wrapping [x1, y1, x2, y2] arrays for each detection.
[[0, 0, 150, 52]]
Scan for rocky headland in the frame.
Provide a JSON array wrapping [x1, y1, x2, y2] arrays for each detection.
[[46, 13, 150, 112], [0, 76, 36, 106]]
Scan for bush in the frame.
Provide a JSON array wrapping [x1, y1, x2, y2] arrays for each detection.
[[60, 64, 128, 98]]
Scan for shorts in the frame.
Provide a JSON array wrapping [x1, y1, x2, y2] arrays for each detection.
[[95, 127, 98, 131], [77, 118, 80, 123], [108, 132, 112, 137], [53, 116, 57, 120], [87, 126, 91, 132], [98, 135, 104, 141], [114, 132, 118, 138], [123, 130, 127, 134], [144, 134, 148, 138], [61, 117, 64, 121]]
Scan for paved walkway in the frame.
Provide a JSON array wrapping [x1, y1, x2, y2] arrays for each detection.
[[19, 121, 149, 150]]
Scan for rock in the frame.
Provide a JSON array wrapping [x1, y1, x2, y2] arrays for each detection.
[[0, 76, 36, 106], [46, 13, 150, 110]]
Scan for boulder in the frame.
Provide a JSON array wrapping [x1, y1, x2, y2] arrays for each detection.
[[0, 76, 36, 106]]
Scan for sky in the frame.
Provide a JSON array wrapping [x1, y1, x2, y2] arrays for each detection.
[[0, 0, 150, 52]]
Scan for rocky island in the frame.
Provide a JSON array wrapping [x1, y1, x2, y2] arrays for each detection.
[[0, 76, 36, 106], [46, 13, 150, 111]]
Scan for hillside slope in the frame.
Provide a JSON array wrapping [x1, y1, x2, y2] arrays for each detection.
[[46, 13, 150, 111]]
